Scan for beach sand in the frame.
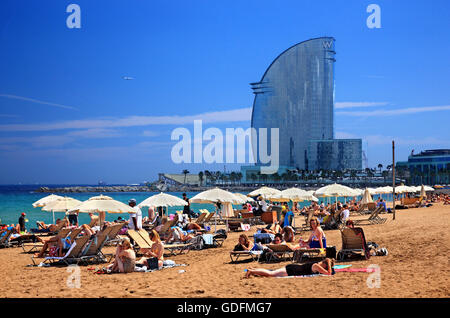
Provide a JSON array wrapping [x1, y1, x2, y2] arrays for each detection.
[[0, 203, 449, 298]]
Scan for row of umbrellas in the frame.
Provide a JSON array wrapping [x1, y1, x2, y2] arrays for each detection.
[[33, 183, 435, 224]]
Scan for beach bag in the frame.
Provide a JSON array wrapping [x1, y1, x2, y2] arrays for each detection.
[[326, 246, 337, 259], [147, 257, 159, 270]]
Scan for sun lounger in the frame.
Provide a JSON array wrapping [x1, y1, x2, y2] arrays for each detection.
[[337, 227, 371, 261], [163, 242, 194, 256], [294, 210, 314, 234], [103, 223, 126, 246], [22, 227, 72, 253], [266, 244, 296, 262], [33, 235, 91, 266], [229, 250, 262, 263], [353, 208, 387, 226], [0, 230, 13, 248], [194, 212, 208, 225], [78, 231, 112, 264], [293, 247, 326, 263], [128, 229, 153, 251], [227, 221, 250, 232]]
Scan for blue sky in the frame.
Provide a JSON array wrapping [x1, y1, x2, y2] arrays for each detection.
[[0, 0, 449, 184]]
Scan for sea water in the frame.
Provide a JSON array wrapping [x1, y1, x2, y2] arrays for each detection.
[[0, 185, 390, 228]]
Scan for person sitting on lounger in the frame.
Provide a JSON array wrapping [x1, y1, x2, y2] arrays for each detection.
[[155, 216, 168, 233], [106, 237, 136, 273], [36, 218, 69, 232], [298, 217, 327, 249], [281, 226, 295, 244], [233, 234, 254, 251], [260, 222, 281, 235], [34, 224, 95, 258], [136, 230, 164, 269], [245, 258, 335, 278], [165, 226, 197, 244]]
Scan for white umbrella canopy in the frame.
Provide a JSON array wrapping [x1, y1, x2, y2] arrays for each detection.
[[270, 187, 318, 202], [41, 197, 82, 212], [360, 188, 374, 205], [32, 194, 64, 208], [314, 183, 357, 197], [137, 192, 187, 208], [247, 186, 281, 199], [395, 185, 412, 193], [190, 188, 245, 204], [233, 193, 255, 203], [68, 194, 135, 214], [423, 185, 434, 192]]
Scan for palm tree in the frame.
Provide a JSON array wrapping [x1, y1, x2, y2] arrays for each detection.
[[182, 169, 189, 185], [198, 171, 204, 186], [377, 164, 383, 173]]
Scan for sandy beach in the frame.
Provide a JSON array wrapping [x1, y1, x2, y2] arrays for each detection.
[[0, 202, 449, 298]]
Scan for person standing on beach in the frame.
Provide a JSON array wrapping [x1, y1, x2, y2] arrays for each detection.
[[182, 193, 196, 219], [67, 210, 79, 227], [18, 213, 26, 233], [128, 199, 142, 230]]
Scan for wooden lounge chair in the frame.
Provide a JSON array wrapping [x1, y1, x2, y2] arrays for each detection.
[[353, 208, 387, 226], [227, 221, 249, 232], [164, 242, 194, 256], [128, 229, 153, 251], [293, 247, 326, 263], [194, 212, 208, 225], [0, 230, 13, 248], [103, 223, 126, 246], [294, 210, 314, 234], [229, 250, 262, 263], [158, 215, 179, 240], [202, 212, 215, 225], [34, 235, 91, 266], [79, 231, 112, 264], [337, 227, 371, 261], [88, 216, 100, 228], [266, 244, 296, 262], [22, 227, 72, 253]]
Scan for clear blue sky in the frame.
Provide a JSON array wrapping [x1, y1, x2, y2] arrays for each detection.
[[0, 0, 449, 184]]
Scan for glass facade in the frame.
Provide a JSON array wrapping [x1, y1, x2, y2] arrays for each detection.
[[308, 139, 362, 171], [251, 37, 361, 171]]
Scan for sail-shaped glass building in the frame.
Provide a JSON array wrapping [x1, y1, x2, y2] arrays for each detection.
[[249, 37, 361, 173]]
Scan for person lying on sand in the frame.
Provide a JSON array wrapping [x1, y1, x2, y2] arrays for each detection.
[[245, 258, 335, 278], [259, 222, 282, 235]]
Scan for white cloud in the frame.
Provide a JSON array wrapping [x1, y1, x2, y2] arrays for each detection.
[[0, 107, 252, 132], [335, 102, 389, 109], [336, 105, 450, 117], [0, 94, 78, 110]]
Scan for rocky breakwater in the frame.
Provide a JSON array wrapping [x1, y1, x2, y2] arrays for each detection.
[[36, 185, 155, 193]]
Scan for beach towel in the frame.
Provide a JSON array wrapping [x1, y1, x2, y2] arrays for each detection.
[[202, 234, 214, 246], [334, 268, 377, 273], [241, 224, 251, 231], [135, 260, 187, 273], [253, 233, 274, 244]]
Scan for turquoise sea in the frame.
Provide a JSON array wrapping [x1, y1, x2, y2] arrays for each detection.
[[0, 185, 392, 228]]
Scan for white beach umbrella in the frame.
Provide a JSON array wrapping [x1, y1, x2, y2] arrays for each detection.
[[247, 186, 281, 199], [191, 188, 245, 232], [41, 197, 81, 224], [190, 188, 245, 205], [233, 193, 255, 203], [395, 185, 411, 194], [68, 194, 135, 214], [32, 194, 64, 208], [270, 187, 318, 202], [360, 188, 374, 205], [314, 183, 357, 197], [423, 185, 434, 192], [138, 192, 187, 208]]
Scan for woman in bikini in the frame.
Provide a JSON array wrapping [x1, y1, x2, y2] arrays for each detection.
[[299, 216, 327, 249], [136, 230, 165, 269], [233, 234, 254, 251], [245, 258, 335, 278], [107, 237, 136, 273]]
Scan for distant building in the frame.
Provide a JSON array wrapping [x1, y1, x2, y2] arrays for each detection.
[[396, 149, 450, 185], [158, 173, 200, 186], [250, 37, 362, 173], [308, 139, 362, 171]]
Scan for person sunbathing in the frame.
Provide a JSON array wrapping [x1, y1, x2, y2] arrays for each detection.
[[260, 222, 281, 234], [34, 224, 95, 258], [233, 234, 254, 251], [165, 226, 197, 244], [281, 226, 295, 244], [106, 237, 136, 273], [36, 218, 69, 232], [136, 230, 164, 269], [298, 217, 327, 249], [245, 258, 335, 278]]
